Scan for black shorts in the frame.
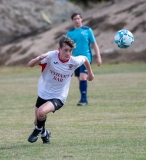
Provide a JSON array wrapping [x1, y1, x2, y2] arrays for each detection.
[[35, 96, 64, 111]]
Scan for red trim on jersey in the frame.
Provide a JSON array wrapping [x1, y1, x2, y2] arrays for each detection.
[[39, 63, 47, 72], [58, 52, 69, 63]]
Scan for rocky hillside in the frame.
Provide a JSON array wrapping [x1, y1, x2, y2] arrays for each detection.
[[0, 0, 146, 66], [0, 0, 81, 46]]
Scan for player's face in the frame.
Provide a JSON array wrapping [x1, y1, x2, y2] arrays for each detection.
[[72, 15, 82, 28], [59, 45, 73, 61]]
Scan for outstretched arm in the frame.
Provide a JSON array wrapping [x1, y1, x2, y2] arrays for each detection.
[[28, 54, 47, 67], [83, 57, 94, 81]]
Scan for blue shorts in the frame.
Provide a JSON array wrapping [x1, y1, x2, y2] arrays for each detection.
[[74, 64, 88, 77]]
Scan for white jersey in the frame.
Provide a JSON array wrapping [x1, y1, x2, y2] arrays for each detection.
[[38, 50, 85, 103]]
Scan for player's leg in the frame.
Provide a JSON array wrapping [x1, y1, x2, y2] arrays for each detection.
[[36, 101, 54, 144], [34, 107, 48, 142], [28, 96, 52, 143], [78, 64, 88, 106], [28, 100, 54, 143], [35, 97, 48, 141], [28, 97, 63, 144], [38, 99, 63, 144]]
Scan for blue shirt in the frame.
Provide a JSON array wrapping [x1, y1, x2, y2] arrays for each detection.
[[67, 26, 96, 62]]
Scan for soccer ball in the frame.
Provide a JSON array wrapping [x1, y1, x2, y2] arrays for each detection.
[[114, 29, 134, 48]]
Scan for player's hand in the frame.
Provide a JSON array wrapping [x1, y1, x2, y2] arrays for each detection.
[[96, 57, 102, 66], [38, 53, 48, 60], [87, 73, 94, 81]]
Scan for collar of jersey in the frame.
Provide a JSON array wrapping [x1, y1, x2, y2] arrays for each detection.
[[58, 52, 69, 63]]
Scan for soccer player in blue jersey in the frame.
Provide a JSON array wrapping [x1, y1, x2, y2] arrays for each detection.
[[67, 12, 102, 106]]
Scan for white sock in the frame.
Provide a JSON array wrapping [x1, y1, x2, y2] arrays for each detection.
[[41, 130, 46, 137], [35, 126, 42, 131]]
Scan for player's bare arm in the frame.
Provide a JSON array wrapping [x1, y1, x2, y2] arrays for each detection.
[[92, 42, 102, 66], [83, 56, 94, 81], [28, 53, 47, 67]]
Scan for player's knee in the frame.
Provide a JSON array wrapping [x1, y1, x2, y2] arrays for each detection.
[[79, 73, 88, 80], [37, 108, 46, 119]]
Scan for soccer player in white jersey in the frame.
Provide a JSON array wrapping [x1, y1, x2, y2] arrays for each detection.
[[27, 35, 94, 144]]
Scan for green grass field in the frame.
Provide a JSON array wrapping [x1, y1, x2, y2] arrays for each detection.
[[0, 63, 146, 160]]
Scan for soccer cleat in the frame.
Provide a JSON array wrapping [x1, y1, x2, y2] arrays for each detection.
[[41, 130, 51, 144], [77, 100, 88, 106], [28, 128, 42, 143]]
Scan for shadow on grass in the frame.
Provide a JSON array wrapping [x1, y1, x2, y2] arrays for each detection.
[[0, 144, 35, 150]]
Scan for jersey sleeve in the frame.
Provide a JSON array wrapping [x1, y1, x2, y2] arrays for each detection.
[[73, 56, 86, 69], [40, 51, 55, 64], [88, 28, 96, 43]]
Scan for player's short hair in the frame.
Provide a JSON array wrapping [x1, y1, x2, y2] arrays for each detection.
[[71, 12, 82, 20], [59, 35, 76, 49]]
